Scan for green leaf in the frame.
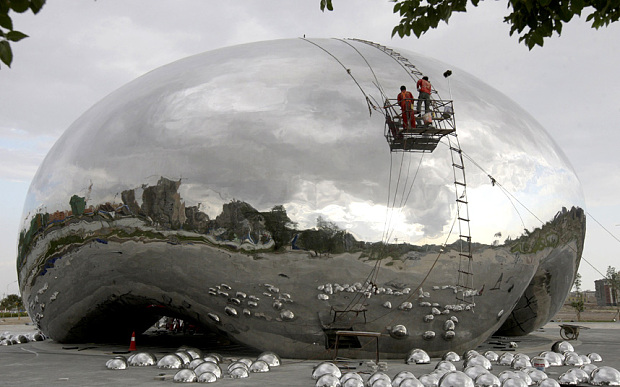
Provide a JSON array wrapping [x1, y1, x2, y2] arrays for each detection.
[[0, 12, 12, 30], [6, 29, 27, 41], [9, 0, 30, 13], [0, 39, 12, 67], [319, 0, 333, 11], [30, 0, 45, 14]]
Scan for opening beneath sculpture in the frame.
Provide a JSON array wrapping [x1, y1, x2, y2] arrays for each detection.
[[59, 297, 260, 355]]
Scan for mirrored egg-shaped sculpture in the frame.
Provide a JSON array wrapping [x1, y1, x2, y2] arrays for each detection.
[[511, 357, 531, 370], [581, 364, 598, 374], [249, 360, 270, 373], [590, 366, 620, 386], [563, 353, 583, 366], [438, 371, 474, 387], [313, 362, 342, 380], [344, 379, 365, 387], [500, 378, 527, 387], [188, 359, 205, 369], [578, 354, 591, 364], [179, 347, 202, 360], [399, 378, 424, 387], [419, 374, 440, 387], [128, 352, 157, 367], [228, 361, 249, 374], [588, 353, 603, 362], [558, 371, 580, 385], [257, 351, 281, 367], [204, 353, 223, 363], [236, 358, 253, 368], [106, 358, 128, 370], [316, 373, 342, 387], [406, 349, 431, 364], [483, 351, 499, 363], [463, 350, 480, 360], [538, 351, 562, 367], [551, 341, 574, 354], [367, 371, 391, 386], [371, 378, 392, 387], [229, 366, 250, 379], [194, 361, 222, 378], [436, 361, 456, 372], [173, 369, 197, 383], [464, 355, 492, 370], [18, 38, 585, 359], [537, 379, 560, 387], [390, 325, 409, 339], [463, 365, 489, 380], [157, 354, 184, 369], [497, 371, 521, 384], [513, 371, 532, 386], [17, 334, 29, 343], [393, 371, 417, 386], [196, 371, 218, 383], [202, 356, 220, 365], [474, 373, 501, 387], [341, 372, 363, 384], [566, 368, 589, 384], [174, 351, 192, 365], [525, 369, 547, 384], [31, 332, 45, 341], [443, 352, 461, 362], [498, 353, 515, 366]]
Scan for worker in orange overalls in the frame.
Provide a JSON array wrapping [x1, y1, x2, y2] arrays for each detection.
[[416, 76, 432, 115], [397, 85, 415, 130]]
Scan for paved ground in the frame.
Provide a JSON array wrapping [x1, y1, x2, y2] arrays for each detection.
[[1, 318, 619, 386]]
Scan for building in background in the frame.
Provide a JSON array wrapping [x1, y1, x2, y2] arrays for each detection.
[[595, 279, 618, 306]]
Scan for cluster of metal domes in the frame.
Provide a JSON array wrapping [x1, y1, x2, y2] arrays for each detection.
[[105, 348, 281, 383], [0, 329, 46, 345], [311, 343, 619, 387]]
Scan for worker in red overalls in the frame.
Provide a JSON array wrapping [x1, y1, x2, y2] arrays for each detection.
[[416, 76, 432, 115], [397, 85, 415, 130]]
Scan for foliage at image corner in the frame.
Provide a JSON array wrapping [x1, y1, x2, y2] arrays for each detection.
[[321, 0, 620, 49], [0, 0, 45, 68]]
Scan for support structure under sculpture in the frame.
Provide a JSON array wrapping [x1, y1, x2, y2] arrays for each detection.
[[18, 38, 585, 359]]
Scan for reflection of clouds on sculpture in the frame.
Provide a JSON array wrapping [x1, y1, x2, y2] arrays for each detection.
[[23, 38, 583, 245]]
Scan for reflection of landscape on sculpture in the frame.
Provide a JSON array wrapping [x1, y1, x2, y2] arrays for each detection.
[[18, 175, 585, 358], [17, 38, 586, 359]]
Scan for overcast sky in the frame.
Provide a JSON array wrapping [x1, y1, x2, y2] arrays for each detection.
[[1, 0, 619, 296]]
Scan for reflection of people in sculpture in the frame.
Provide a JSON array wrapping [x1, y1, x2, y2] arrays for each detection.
[[397, 85, 415, 130], [416, 76, 432, 115]]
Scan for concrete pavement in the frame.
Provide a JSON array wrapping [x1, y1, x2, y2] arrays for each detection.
[[1, 318, 619, 386]]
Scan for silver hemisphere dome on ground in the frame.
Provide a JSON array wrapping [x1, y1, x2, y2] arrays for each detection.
[[17, 38, 585, 359]]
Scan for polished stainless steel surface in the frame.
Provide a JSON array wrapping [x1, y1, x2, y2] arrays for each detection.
[[128, 352, 157, 367], [438, 371, 474, 387], [313, 362, 341, 380], [157, 354, 183, 369], [406, 349, 431, 364], [173, 369, 197, 383], [590, 366, 620, 386], [17, 38, 585, 359], [474, 372, 501, 387]]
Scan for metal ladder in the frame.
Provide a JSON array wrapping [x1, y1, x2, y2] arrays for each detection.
[[349, 38, 475, 304]]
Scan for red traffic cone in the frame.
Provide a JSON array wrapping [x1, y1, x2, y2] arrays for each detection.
[[129, 331, 137, 351]]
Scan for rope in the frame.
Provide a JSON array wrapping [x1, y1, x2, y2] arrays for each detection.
[[334, 38, 389, 103], [300, 38, 376, 115], [437, 137, 613, 285]]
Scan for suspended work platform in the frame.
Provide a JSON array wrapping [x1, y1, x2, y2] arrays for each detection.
[[384, 99, 456, 153]]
